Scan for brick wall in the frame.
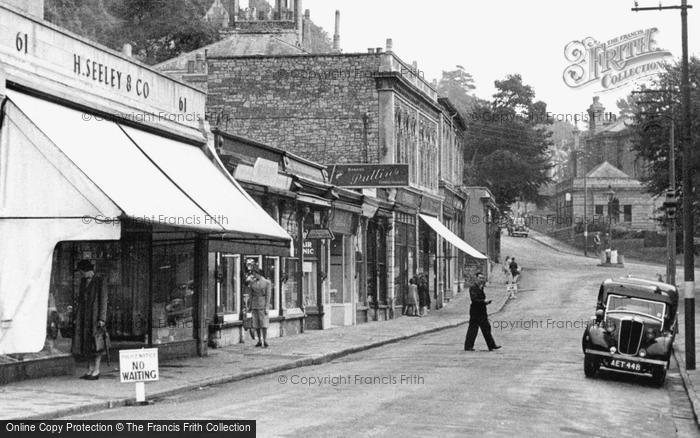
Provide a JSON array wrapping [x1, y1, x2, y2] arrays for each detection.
[[207, 54, 383, 165]]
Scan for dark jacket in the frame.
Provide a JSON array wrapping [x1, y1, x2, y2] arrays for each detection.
[[509, 261, 519, 276], [72, 275, 108, 357], [469, 283, 489, 318]]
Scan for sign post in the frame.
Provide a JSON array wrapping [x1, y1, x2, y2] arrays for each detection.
[[119, 348, 159, 405]]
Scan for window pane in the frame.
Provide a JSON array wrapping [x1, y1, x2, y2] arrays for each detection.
[[152, 242, 195, 344], [283, 258, 299, 308], [263, 256, 279, 310], [220, 254, 239, 314]]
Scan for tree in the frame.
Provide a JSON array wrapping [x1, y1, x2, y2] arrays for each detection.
[[464, 75, 553, 209], [438, 66, 478, 116], [627, 58, 700, 229], [108, 0, 219, 65]]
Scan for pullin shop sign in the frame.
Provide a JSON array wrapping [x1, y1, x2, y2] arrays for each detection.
[[563, 28, 672, 91]]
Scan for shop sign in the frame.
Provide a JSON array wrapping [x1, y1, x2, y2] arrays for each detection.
[[0, 5, 205, 129], [302, 240, 316, 257], [305, 228, 334, 240], [233, 158, 291, 190], [119, 348, 159, 383], [420, 196, 442, 215], [327, 164, 409, 188]]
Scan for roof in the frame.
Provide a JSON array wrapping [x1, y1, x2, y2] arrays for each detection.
[[586, 161, 630, 178], [156, 32, 305, 72], [595, 116, 631, 134]]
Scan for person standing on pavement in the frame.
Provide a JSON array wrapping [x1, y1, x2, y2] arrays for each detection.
[[418, 273, 430, 316], [406, 277, 419, 316], [464, 272, 501, 351], [248, 265, 272, 348], [72, 260, 108, 380], [502, 256, 512, 284], [509, 258, 520, 284]]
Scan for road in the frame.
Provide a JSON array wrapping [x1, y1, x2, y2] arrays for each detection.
[[70, 235, 699, 437]]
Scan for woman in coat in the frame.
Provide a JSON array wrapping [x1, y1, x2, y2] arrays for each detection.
[[72, 260, 108, 380]]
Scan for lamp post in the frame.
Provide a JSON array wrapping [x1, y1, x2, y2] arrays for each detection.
[[606, 185, 615, 251]]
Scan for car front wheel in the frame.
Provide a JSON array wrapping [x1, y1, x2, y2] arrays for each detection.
[[651, 366, 667, 387], [584, 354, 600, 378]]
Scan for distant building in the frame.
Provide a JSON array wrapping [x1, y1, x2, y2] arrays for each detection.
[[157, 0, 331, 91], [551, 97, 660, 235]]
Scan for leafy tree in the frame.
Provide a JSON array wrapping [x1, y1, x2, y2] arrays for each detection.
[[627, 58, 700, 229], [107, 0, 219, 65], [464, 74, 553, 209], [44, 0, 119, 47], [438, 66, 478, 116]]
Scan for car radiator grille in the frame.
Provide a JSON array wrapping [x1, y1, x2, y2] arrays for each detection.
[[618, 319, 644, 355]]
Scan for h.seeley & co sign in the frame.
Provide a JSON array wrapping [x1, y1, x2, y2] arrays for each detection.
[[563, 28, 672, 91]]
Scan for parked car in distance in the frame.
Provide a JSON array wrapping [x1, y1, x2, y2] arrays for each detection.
[[582, 277, 678, 386]]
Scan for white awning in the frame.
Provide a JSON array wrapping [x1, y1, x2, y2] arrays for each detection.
[[0, 91, 291, 354], [121, 125, 291, 241], [419, 214, 486, 260]]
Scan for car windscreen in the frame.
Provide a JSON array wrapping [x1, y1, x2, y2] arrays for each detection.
[[606, 294, 665, 321]]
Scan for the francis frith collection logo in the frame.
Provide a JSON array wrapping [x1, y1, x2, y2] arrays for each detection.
[[563, 28, 672, 91]]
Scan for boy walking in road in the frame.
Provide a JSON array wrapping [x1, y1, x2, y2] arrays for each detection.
[[464, 272, 501, 351]]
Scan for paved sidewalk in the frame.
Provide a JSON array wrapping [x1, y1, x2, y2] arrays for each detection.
[[0, 280, 511, 420], [527, 230, 586, 257], [673, 293, 700, 426]]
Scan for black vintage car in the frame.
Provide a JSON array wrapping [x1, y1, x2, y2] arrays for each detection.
[[582, 277, 678, 386]]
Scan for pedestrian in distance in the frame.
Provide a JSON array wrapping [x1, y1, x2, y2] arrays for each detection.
[[592, 232, 601, 256], [509, 257, 520, 284], [247, 263, 272, 348], [406, 277, 419, 316], [418, 273, 430, 316], [464, 272, 501, 352], [502, 256, 512, 284], [72, 260, 109, 380]]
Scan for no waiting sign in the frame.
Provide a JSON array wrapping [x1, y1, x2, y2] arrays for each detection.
[[119, 348, 159, 383]]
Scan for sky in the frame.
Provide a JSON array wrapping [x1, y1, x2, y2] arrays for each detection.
[[302, 0, 699, 124]]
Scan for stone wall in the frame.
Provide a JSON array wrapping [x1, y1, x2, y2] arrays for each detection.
[[207, 54, 383, 165]]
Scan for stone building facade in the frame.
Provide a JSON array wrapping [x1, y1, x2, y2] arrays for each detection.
[[202, 41, 481, 319], [551, 98, 660, 236]]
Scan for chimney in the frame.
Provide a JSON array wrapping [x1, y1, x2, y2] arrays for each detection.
[[587, 96, 605, 133], [195, 53, 205, 73], [295, 0, 303, 42], [332, 10, 341, 52], [368, 48, 376, 54], [375, 47, 382, 53], [385, 38, 393, 52], [3, 0, 44, 19], [304, 9, 310, 19], [122, 43, 133, 57]]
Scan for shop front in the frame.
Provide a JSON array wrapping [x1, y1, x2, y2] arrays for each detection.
[[0, 4, 289, 382]]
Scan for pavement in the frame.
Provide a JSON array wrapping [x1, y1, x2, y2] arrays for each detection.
[[673, 299, 700, 427], [529, 229, 700, 428], [0, 276, 511, 420]]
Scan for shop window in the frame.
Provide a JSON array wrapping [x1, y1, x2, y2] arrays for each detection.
[[283, 258, 300, 309], [330, 235, 345, 304], [217, 254, 240, 318], [301, 240, 319, 308], [595, 205, 604, 216], [623, 205, 632, 223], [152, 241, 195, 344]]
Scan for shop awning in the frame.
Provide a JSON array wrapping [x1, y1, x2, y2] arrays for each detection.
[[0, 91, 291, 354], [6, 91, 291, 243], [419, 214, 487, 260]]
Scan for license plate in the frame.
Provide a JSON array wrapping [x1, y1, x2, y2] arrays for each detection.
[[608, 359, 642, 372]]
